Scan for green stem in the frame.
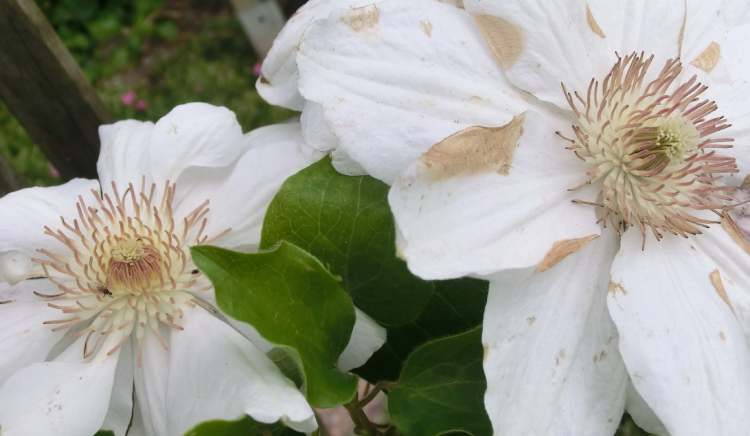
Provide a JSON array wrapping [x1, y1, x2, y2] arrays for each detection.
[[344, 401, 380, 436]]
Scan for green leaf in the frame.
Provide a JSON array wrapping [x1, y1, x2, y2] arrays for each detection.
[[261, 158, 434, 326], [93, 431, 114, 436], [389, 327, 492, 436], [191, 242, 358, 407], [616, 414, 656, 436], [184, 416, 303, 436], [357, 278, 488, 382]]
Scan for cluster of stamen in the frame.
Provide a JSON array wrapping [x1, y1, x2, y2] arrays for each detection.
[[33, 179, 228, 360], [558, 52, 738, 240]]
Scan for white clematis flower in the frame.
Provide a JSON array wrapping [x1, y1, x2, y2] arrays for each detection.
[[0, 103, 385, 436], [274, 1, 750, 434]]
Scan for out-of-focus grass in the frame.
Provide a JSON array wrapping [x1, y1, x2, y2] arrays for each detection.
[[0, 0, 293, 187]]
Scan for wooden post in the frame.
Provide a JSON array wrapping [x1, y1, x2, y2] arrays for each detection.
[[231, 0, 287, 57], [0, 0, 111, 180]]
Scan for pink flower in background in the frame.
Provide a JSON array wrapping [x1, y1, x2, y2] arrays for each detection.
[[120, 90, 136, 107], [46, 164, 59, 178], [135, 99, 148, 112], [252, 62, 263, 77]]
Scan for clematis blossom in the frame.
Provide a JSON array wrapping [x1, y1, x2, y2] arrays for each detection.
[[0, 103, 384, 436], [264, 0, 750, 434]]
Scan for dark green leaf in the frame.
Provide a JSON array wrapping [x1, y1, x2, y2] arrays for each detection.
[[184, 416, 303, 436], [357, 278, 488, 381], [93, 431, 114, 436], [261, 158, 434, 326], [191, 242, 357, 407], [389, 327, 492, 436]]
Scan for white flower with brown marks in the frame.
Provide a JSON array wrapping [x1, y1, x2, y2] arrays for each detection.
[[0, 103, 384, 436], [268, 0, 750, 434]]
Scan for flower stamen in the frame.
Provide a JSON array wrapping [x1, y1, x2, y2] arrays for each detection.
[[561, 52, 738, 240], [33, 180, 228, 360]]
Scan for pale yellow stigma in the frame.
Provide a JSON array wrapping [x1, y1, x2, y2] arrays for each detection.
[[558, 52, 738, 240]]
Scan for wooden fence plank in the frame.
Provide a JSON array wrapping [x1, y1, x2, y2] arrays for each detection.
[[231, 0, 287, 57], [0, 0, 111, 180]]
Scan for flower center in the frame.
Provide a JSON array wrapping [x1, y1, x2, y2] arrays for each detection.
[[559, 52, 738, 239], [107, 238, 163, 293], [34, 179, 229, 359]]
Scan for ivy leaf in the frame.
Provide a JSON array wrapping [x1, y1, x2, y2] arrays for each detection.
[[357, 278, 488, 382], [261, 157, 434, 326], [192, 242, 358, 407], [389, 327, 491, 436], [184, 416, 303, 436]]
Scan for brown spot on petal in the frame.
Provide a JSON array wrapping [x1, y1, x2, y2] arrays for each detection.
[[710, 269, 735, 314], [526, 316, 536, 326], [536, 235, 599, 272], [423, 114, 525, 179], [421, 20, 433, 37], [342, 5, 380, 32], [721, 213, 750, 256], [608, 281, 627, 296], [741, 175, 750, 189], [585, 4, 606, 38], [690, 41, 721, 73], [593, 350, 608, 363], [475, 15, 523, 69], [555, 348, 566, 366], [0, 300, 11, 304], [483, 345, 490, 363], [719, 331, 727, 341]]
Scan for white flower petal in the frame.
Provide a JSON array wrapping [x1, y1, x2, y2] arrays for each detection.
[[331, 147, 367, 176], [705, 23, 750, 182], [166, 306, 316, 435], [0, 179, 99, 283], [0, 347, 120, 436], [258, 0, 374, 110], [483, 231, 627, 436], [97, 119, 155, 188], [389, 110, 600, 279], [625, 382, 668, 436], [134, 331, 169, 436], [102, 341, 135, 436], [338, 309, 386, 372], [148, 103, 247, 186], [679, 0, 732, 61], [463, 0, 692, 109], [692, 218, 750, 337], [721, 0, 750, 27], [300, 101, 338, 152], [0, 280, 67, 382], [608, 228, 750, 435], [125, 400, 148, 436], [174, 121, 324, 250], [297, 0, 527, 183], [0, 251, 34, 285]]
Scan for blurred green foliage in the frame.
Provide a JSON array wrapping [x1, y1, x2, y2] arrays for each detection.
[[0, 0, 293, 187]]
